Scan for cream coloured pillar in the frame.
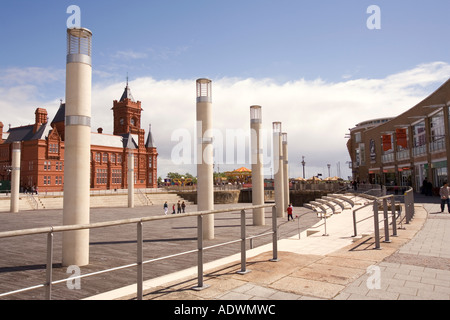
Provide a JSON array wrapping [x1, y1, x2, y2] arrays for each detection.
[[128, 151, 134, 208], [62, 28, 92, 267], [273, 122, 285, 217], [10, 142, 21, 213], [196, 79, 214, 240], [282, 133, 290, 209], [251, 106, 265, 225]]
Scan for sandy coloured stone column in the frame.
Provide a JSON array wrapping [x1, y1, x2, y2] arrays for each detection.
[[273, 122, 284, 218], [10, 142, 21, 213], [196, 79, 214, 240], [282, 133, 290, 210], [251, 106, 265, 225], [128, 151, 134, 208], [62, 28, 92, 267]]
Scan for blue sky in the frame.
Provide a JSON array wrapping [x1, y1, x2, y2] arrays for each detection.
[[1, 1, 450, 179], [1, 1, 449, 82]]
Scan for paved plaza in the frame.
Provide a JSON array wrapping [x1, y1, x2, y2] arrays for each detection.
[[0, 193, 449, 302]]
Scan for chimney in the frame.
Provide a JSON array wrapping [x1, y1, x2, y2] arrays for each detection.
[[33, 108, 48, 134], [0, 122, 3, 143]]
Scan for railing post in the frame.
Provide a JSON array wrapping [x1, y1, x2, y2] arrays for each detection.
[[270, 206, 279, 262], [137, 221, 143, 300], [382, 198, 391, 243], [391, 195, 397, 236], [373, 200, 381, 249], [45, 231, 53, 300], [193, 215, 209, 290], [322, 211, 329, 236], [404, 188, 415, 224], [237, 210, 250, 274]]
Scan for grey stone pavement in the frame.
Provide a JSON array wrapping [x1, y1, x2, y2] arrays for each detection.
[[0, 201, 320, 300], [1, 193, 449, 302], [110, 193, 450, 301]]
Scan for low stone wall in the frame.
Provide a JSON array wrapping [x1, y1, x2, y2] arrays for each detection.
[[289, 190, 330, 207], [177, 190, 241, 205], [177, 189, 331, 206]]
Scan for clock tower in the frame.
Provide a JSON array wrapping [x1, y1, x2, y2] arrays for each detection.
[[112, 80, 142, 136]]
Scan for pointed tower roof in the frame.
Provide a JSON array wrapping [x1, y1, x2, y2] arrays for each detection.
[[145, 124, 156, 148], [122, 133, 138, 149], [119, 76, 135, 102]]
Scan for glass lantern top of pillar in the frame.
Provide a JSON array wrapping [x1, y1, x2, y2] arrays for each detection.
[[250, 105, 262, 121], [272, 122, 282, 133], [196, 78, 212, 103]]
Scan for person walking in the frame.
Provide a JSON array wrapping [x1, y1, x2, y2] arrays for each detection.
[[177, 200, 182, 214], [287, 203, 294, 221], [439, 182, 450, 213], [181, 201, 186, 213], [163, 201, 168, 215], [172, 203, 176, 214]]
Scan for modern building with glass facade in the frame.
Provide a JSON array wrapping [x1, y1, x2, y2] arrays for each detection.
[[347, 78, 450, 194]]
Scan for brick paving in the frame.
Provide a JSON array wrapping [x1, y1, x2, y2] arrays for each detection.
[[2, 193, 449, 302], [104, 194, 449, 301], [0, 202, 319, 300], [335, 195, 450, 300]]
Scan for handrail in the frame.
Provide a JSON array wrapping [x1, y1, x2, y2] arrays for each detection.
[[351, 187, 414, 249], [25, 193, 39, 210], [0, 203, 277, 300]]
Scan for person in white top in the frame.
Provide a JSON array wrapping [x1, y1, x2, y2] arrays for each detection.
[[439, 182, 450, 213]]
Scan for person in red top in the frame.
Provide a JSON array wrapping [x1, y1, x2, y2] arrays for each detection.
[[287, 203, 294, 221]]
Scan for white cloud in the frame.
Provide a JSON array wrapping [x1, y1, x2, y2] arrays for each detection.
[[1, 62, 450, 179], [111, 50, 148, 60]]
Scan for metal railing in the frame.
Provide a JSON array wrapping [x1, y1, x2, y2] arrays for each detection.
[[351, 187, 414, 249], [0, 204, 277, 300]]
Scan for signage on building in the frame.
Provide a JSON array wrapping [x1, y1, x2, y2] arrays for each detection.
[[370, 139, 376, 161], [382, 134, 392, 151], [396, 128, 407, 148]]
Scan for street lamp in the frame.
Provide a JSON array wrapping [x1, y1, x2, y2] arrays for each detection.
[[301, 156, 305, 179]]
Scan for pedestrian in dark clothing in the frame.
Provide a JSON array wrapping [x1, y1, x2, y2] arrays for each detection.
[[440, 182, 450, 213]]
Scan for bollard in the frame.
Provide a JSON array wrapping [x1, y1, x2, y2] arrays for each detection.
[[137, 221, 143, 300], [323, 211, 329, 237], [352, 209, 358, 237], [382, 198, 391, 243], [373, 200, 381, 249], [237, 210, 251, 274], [45, 231, 54, 300], [270, 206, 279, 262], [193, 215, 209, 290], [391, 195, 397, 236]]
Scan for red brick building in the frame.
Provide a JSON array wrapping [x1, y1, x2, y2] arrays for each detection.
[[0, 84, 158, 192]]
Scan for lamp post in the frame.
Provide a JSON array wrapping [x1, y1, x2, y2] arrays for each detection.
[[301, 156, 306, 179], [282, 133, 289, 209], [273, 122, 284, 217], [250, 106, 264, 225], [196, 78, 214, 240], [62, 27, 93, 267], [10, 141, 21, 213]]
